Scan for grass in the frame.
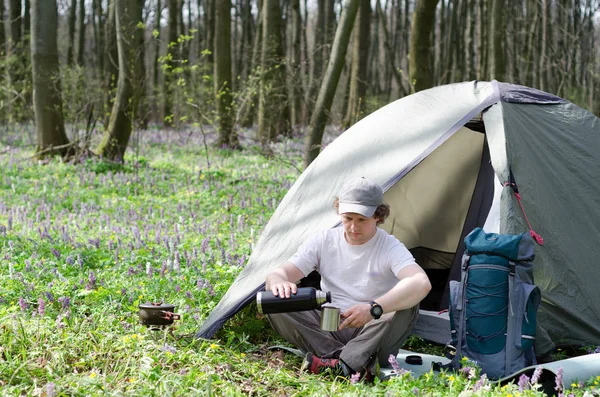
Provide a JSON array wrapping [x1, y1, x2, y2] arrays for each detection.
[[1, 126, 599, 396]]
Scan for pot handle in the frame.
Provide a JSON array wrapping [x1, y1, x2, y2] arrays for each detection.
[[160, 311, 181, 321]]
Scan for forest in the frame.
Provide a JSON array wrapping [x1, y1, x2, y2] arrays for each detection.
[[1, 0, 599, 167]]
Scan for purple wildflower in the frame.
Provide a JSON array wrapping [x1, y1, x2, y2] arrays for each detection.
[[127, 266, 136, 276], [175, 285, 181, 293], [412, 387, 420, 395], [121, 288, 127, 296], [45, 292, 55, 302], [185, 291, 192, 299], [46, 382, 56, 397], [554, 368, 564, 392], [160, 344, 177, 354], [459, 366, 476, 379], [58, 296, 71, 309], [531, 366, 543, 384], [86, 271, 97, 290], [66, 256, 74, 266], [19, 297, 28, 311], [201, 238, 210, 254], [51, 248, 61, 260], [518, 373, 530, 391], [38, 298, 46, 316], [350, 372, 361, 384], [473, 374, 488, 391], [388, 354, 402, 372]]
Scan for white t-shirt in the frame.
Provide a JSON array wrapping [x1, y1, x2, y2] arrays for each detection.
[[289, 227, 416, 312]]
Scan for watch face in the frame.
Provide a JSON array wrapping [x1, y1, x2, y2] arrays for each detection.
[[371, 304, 383, 318]]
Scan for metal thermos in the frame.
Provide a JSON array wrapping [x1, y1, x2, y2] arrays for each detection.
[[256, 287, 331, 314]]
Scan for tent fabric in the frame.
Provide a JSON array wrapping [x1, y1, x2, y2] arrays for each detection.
[[197, 81, 600, 356], [499, 101, 600, 350]]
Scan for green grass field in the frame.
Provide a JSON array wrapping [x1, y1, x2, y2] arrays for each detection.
[[1, 127, 598, 396]]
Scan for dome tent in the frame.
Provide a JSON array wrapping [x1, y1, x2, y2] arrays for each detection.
[[197, 80, 600, 356]]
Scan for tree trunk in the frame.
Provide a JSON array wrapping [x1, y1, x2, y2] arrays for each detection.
[[409, 0, 440, 92], [162, 0, 180, 126], [67, 0, 77, 66], [77, 0, 86, 66], [215, 0, 237, 147], [257, 0, 289, 142], [239, 0, 263, 128], [489, 0, 506, 81], [205, 0, 215, 63], [7, 0, 22, 49], [96, 0, 145, 160], [153, 0, 162, 89], [23, 0, 30, 38], [287, 0, 302, 127], [303, 0, 360, 169], [93, 0, 105, 74], [343, 0, 370, 128], [477, 0, 487, 79], [104, 0, 120, 124], [0, 4, 5, 64], [30, 0, 70, 159], [376, 0, 404, 96], [304, 0, 326, 121]]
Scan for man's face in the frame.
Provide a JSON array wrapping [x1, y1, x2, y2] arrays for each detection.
[[340, 212, 378, 245]]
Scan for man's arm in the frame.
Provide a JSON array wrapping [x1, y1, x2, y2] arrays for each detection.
[[374, 264, 431, 312], [339, 264, 431, 329], [265, 262, 306, 298]]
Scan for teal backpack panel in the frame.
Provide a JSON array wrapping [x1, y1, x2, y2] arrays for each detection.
[[449, 228, 541, 379]]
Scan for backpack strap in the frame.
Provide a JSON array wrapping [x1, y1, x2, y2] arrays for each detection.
[[504, 261, 517, 377], [455, 254, 471, 365]]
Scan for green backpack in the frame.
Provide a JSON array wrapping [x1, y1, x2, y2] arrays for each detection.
[[448, 228, 541, 379]]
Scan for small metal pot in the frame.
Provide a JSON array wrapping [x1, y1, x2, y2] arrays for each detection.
[[138, 303, 181, 327]]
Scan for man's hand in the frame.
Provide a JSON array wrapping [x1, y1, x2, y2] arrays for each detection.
[[270, 281, 298, 298], [265, 262, 305, 298], [339, 303, 373, 330]]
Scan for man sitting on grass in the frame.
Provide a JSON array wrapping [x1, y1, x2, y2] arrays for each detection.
[[265, 177, 432, 380]]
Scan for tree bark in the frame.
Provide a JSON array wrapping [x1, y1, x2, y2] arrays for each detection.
[[215, 0, 237, 147], [77, 0, 86, 66], [0, 4, 5, 62], [96, 0, 145, 160], [257, 0, 289, 142], [204, 0, 215, 63], [287, 0, 302, 127], [489, 0, 506, 81], [67, 0, 77, 66], [162, 0, 180, 126], [104, 0, 120, 124], [7, 0, 22, 49], [343, 0, 371, 128], [409, 0, 440, 92], [153, 0, 162, 90], [303, 0, 360, 169], [376, 0, 404, 96], [93, 0, 105, 73], [30, 0, 70, 159]]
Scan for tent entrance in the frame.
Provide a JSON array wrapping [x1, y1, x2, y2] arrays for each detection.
[[379, 123, 495, 311]]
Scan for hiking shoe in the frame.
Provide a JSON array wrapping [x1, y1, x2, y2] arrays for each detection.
[[301, 352, 342, 375]]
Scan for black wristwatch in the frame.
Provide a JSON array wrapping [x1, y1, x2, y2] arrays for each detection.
[[369, 301, 383, 319]]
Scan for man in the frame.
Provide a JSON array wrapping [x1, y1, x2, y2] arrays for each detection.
[[265, 177, 431, 379]]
